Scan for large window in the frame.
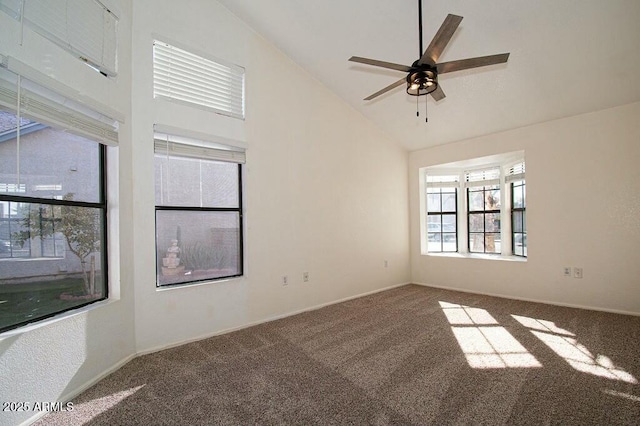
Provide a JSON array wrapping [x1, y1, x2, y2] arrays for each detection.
[[421, 154, 526, 258], [467, 168, 501, 254], [426, 175, 458, 253], [154, 133, 244, 287], [0, 122, 107, 332], [0, 66, 117, 333]]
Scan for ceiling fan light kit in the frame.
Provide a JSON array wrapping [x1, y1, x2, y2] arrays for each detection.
[[348, 0, 510, 121], [406, 64, 438, 96]]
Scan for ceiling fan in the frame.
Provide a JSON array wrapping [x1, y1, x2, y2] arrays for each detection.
[[349, 0, 509, 106]]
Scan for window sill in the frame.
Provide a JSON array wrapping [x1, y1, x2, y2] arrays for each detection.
[[425, 252, 527, 262], [0, 297, 115, 338], [0, 257, 64, 262], [156, 274, 244, 292]]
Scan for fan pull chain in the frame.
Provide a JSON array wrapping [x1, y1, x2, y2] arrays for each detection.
[[425, 93, 428, 122], [416, 95, 419, 117]]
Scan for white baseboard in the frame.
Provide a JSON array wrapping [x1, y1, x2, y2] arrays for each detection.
[[412, 282, 640, 317], [19, 353, 136, 426], [138, 281, 411, 356]]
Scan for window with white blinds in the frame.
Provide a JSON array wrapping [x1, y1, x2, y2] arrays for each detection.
[[426, 174, 459, 188], [154, 131, 244, 287], [153, 40, 245, 120], [0, 65, 119, 145], [506, 161, 526, 183], [465, 168, 501, 187], [422, 152, 527, 258], [0, 0, 119, 76], [153, 132, 245, 164]]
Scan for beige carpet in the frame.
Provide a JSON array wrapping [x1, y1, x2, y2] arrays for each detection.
[[39, 284, 640, 425]]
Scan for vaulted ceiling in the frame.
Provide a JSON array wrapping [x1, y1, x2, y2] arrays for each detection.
[[218, 0, 640, 151]]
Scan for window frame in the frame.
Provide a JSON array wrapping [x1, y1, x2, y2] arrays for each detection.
[[0, 144, 108, 333], [154, 146, 245, 288], [426, 186, 458, 253], [511, 180, 527, 257], [467, 184, 501, 254], [421, 153, 526, 259]]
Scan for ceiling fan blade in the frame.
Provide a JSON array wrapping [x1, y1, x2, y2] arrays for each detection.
[[349, 56, 411, 72], [430, 85, 445, 101], [364, 77, 406, 100], [418, 14, 463, 65], [437, 53, 510, 74]]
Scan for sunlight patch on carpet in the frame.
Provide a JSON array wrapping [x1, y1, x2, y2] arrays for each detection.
[[531, 331, 637, 383], [603, 389, 640, 402], [72, 385, 146, 418], [512, 315, 637, 384], [440, 301, 542, 369], [511, 315, 575, 336]]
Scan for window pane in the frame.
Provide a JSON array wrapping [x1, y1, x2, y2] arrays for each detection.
[[485, 213, 501, 232], [154, 155, 200, 206], [469, 213, 484, 232], [441, 192, 456, 212], [522, 211, 527, 232], [469, 190, 484, 211], [427, 193, 441, 213], [0, 111, 101, 203], [0, 202, 106, 331], [156, 210, 242, 286], [442, 214, 456, 233], [155, 155, 240, 208], [442, 233, 457, 252], [485, 234, 501, 254], [427, 232, 441, 252], [513, 185, 524, 209], [486, 189, 500, 209], [427, 215, 441, 232], [201, 161, 240, 207], [514, 242, 523, 256], [513, 211, 523, 233], [514, 233, 526, 256], [469, 233, 484, 253]]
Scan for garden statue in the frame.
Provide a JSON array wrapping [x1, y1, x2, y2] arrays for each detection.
[[162, 239, 185, 276]]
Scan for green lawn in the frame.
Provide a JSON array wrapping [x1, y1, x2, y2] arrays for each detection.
[[0, 277, 102, 331]]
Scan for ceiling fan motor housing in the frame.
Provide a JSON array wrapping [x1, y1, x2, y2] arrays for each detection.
[[406, 62, 438, 96]]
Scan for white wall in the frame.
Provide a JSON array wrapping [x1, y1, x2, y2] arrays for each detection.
[[1, 1, 409, 422], [1, 0, 409, 423], [131, 0, 410, 353], [410, 102, 640, 314], [0, 2, 136, 426]]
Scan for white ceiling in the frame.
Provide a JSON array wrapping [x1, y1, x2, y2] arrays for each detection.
[[218, 0, 640, 151]]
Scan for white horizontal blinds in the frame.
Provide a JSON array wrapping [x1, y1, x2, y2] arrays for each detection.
[[0, 0, 118, 76], [426, 174, 459, 188], [153, 40, 245, 119], [154, 132, 245, 164], [0, 0, 20, 18], [464, 167, 501, 187], [0, 66, 119, 145], [506, 161, 526, 183]]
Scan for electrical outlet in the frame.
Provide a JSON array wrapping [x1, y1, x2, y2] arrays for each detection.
[[573, 267, 583, 279], [563, 267, 572, 277], [303, 272, 309, 282], [282, 275, 289, 286]]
